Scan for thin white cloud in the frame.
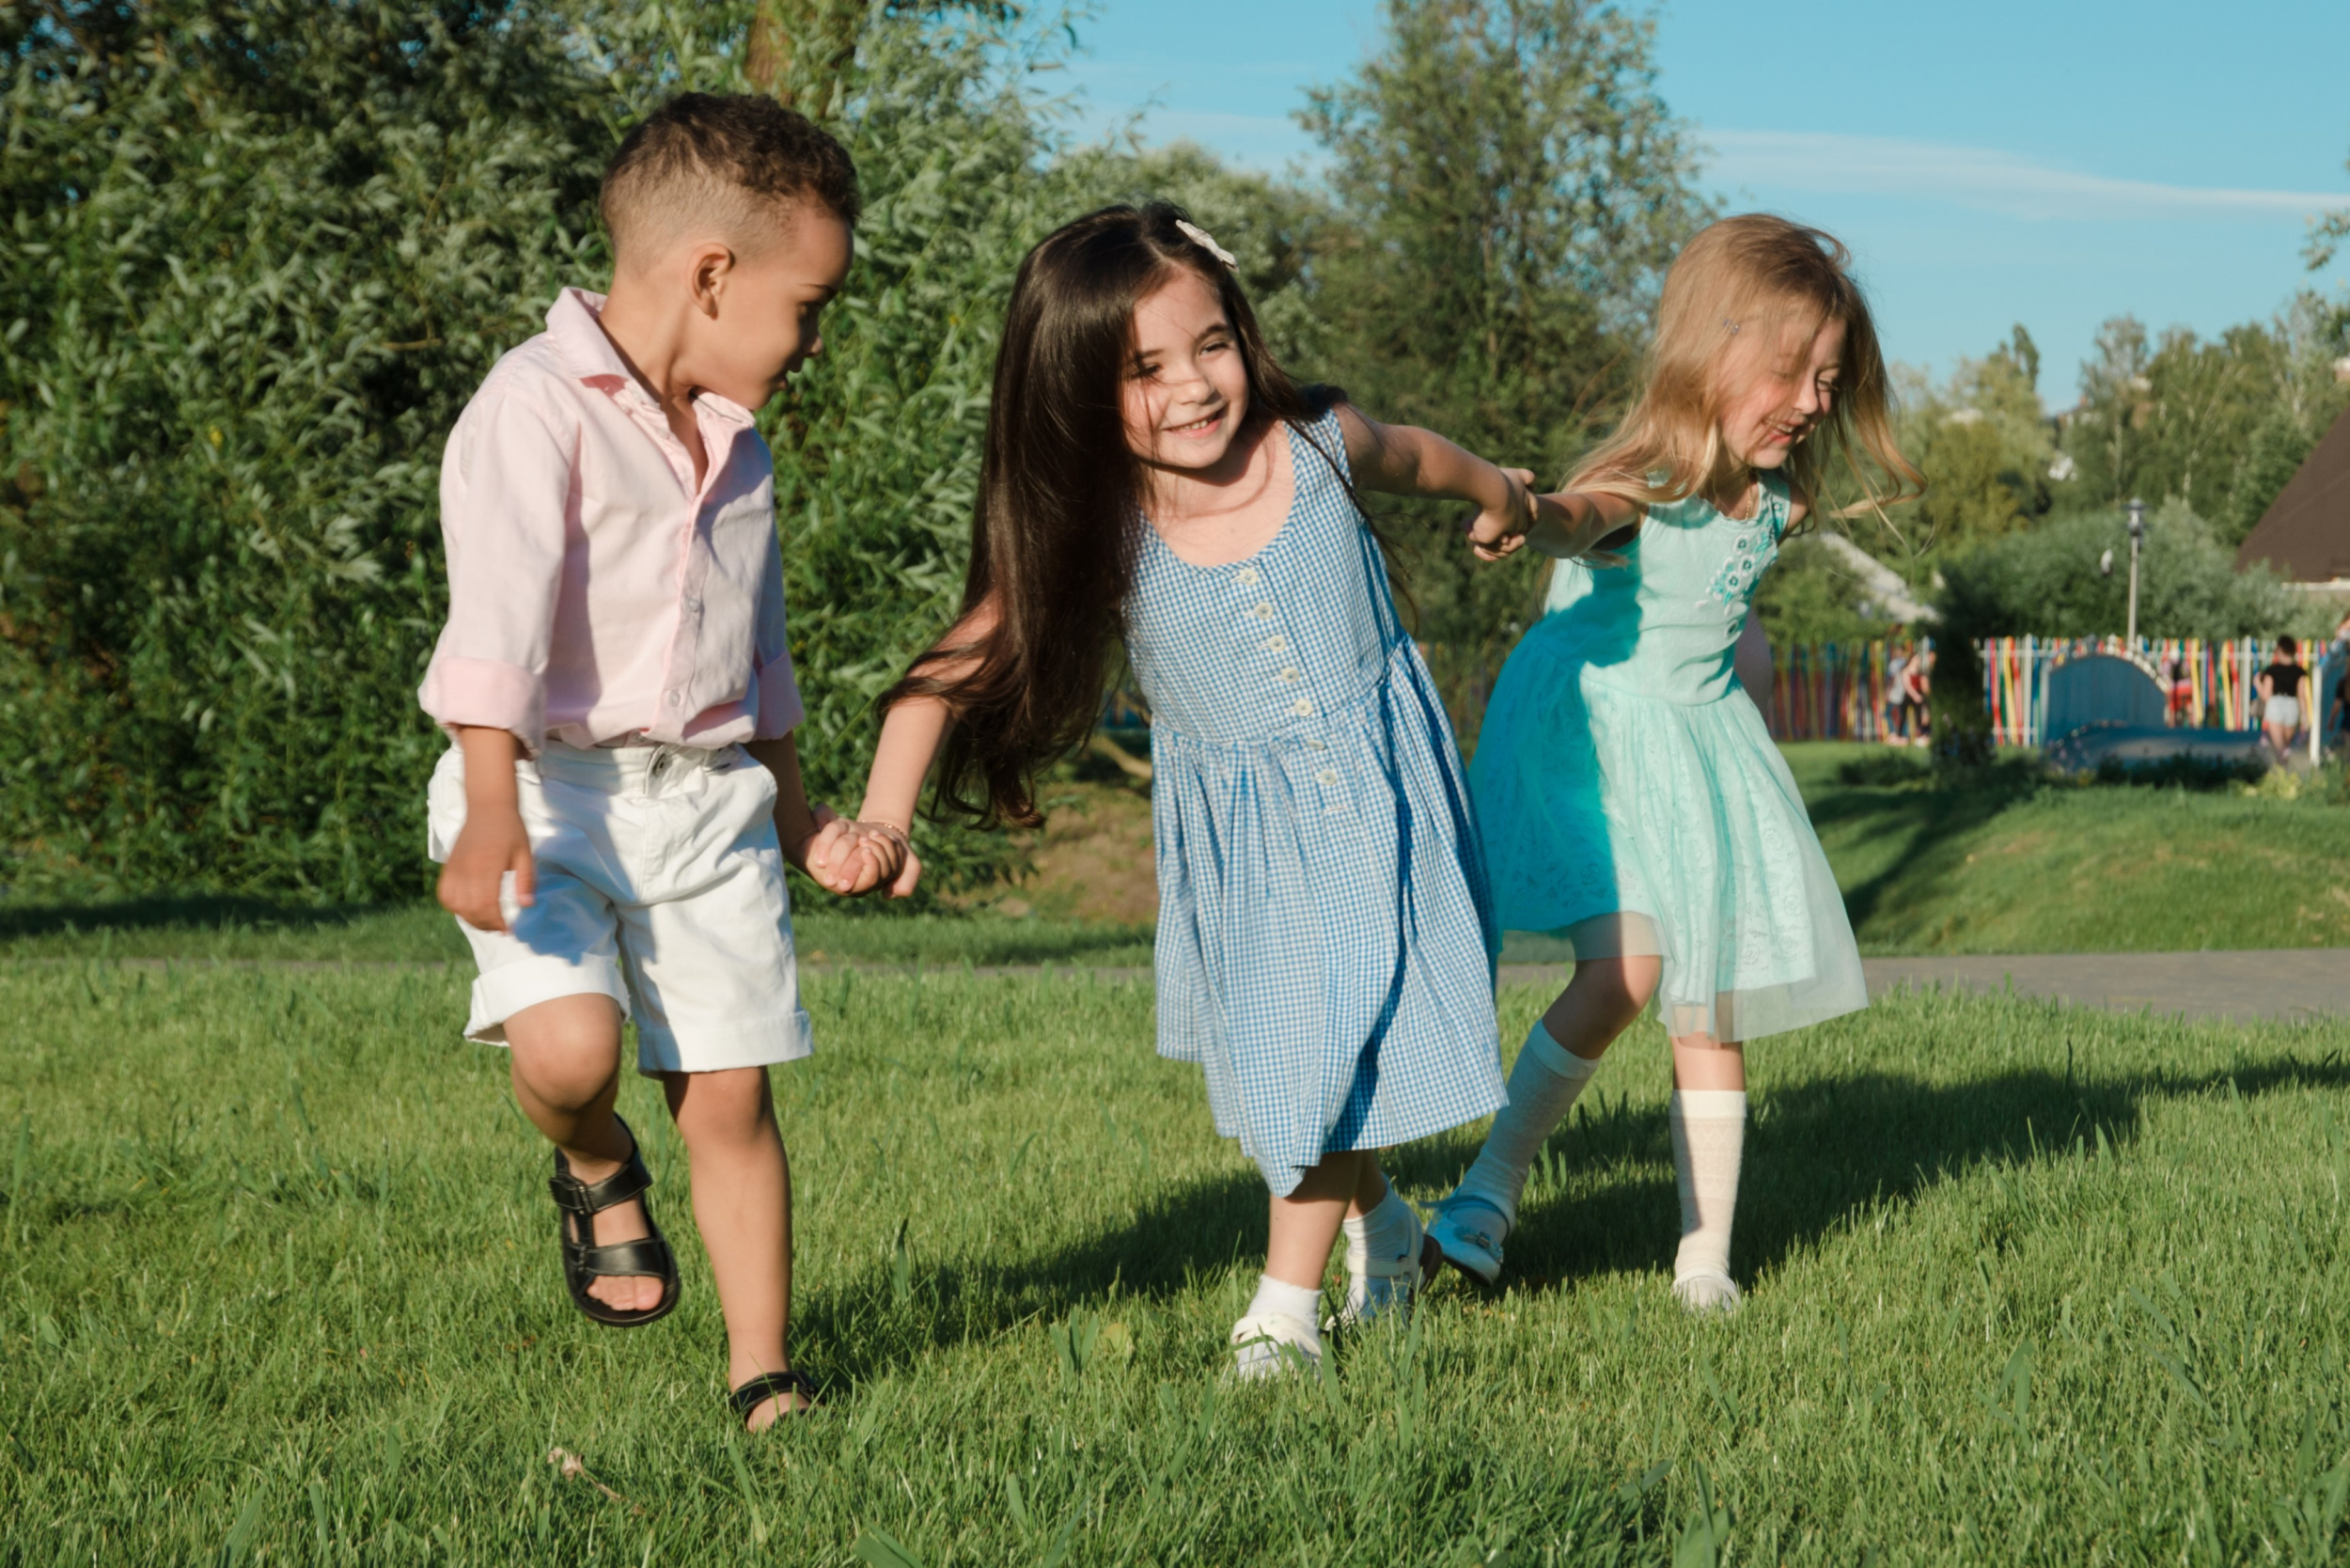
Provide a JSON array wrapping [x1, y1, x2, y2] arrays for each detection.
[[1704, 130, 2348, 222]]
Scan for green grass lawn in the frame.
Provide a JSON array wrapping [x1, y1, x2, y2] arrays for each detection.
[[7, 960, 2348, 1564], [1783, 743, 2350, 955]]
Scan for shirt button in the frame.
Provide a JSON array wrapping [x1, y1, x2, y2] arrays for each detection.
[[666, 691, 684, 709], [1261, 635, 1288, 652], [1290, 698, 1313, 716], [1306, 738, 1326, 751], [1249, 603, 1275, 621], [1316, 769, 1339, 786], [1279, 667, 1302, 683], [1235, 567, 1261, 586]]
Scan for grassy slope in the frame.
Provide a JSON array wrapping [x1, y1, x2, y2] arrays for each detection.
[[7, 751, 2350, 964], [1782, 744, 2350, 955], [5, 964, 2348, 1564], [0, 896, 1152, 968]]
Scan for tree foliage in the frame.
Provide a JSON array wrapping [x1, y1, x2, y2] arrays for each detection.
[[1295, 0, 1710, 738], [2054, 298, 2350, 544], [0, 0, 614, 898], [1935, 500, 2302, 645]]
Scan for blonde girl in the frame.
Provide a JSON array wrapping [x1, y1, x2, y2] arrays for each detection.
[[1439, 213, 1920, 1311]]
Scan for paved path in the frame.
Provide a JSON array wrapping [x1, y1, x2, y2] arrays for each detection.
[[1492, 953, 2350, 1023], [13, 949, 2347, 1024], [1850, 950, 2349, 1025]]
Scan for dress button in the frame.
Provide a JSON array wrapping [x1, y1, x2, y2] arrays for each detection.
[[1279, 667, 1301, 683], [1306, 738, 1326, 751], [1261, 635, 1288, 652], [1316, 769, 1339, 786], [666, 691, 684, 709], [1290, 698, 1313, 716], [1236, 567, 1261, 586], [1249, 603, 1275, 620]]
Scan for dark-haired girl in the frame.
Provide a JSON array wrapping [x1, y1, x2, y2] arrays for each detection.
[[855, 205, 1611, 1376]]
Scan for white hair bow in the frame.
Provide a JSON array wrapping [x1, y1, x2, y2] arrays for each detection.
[[1176, 219, 1237, 270]]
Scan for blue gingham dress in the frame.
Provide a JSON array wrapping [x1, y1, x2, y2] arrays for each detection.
[[1126, 411, 1505, 1196]]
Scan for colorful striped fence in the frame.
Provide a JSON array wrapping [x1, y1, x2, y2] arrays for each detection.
[[1978, 636, 2338, 746], [1768, 641, 1926, 743]]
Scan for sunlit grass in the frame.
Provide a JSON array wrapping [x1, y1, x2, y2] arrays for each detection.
[[4, 958, 2346, 1563]]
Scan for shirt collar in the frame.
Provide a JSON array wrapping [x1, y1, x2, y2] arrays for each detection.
[[543, 287, 757, 431]]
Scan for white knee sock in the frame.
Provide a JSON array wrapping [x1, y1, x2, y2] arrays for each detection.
[[1449, 1021, 1601, 1227], [1669, 1090, 1747, 1294]]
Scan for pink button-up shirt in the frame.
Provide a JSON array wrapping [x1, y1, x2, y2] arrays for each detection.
[[418, 288, 804, 755]]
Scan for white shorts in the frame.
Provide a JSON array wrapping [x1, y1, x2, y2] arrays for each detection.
[[427, 741, 812, 1075], [2265, 695, 2302, 730]]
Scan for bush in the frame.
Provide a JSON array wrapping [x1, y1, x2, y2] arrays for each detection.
[[0, 0, 614, 899], [2091, 754, 2265, 792], [0, 0, 1073, 903]]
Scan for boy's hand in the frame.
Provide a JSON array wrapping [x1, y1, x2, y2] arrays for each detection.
[[438, 806, 534, 933], [1464, 467, 1539, 559]]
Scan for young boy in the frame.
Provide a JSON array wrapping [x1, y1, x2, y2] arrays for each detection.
[[420, 93, 907, 1430]]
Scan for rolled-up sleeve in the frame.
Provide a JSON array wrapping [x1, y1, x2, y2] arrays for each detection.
[[417, 388, 572, 754], [748, 533, 806, 739]]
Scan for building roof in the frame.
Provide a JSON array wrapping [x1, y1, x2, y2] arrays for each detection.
[[2237, 404, 2350, 582]]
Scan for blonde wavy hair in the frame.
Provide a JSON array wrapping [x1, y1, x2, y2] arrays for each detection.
[[1570, 213, 1921, 526]]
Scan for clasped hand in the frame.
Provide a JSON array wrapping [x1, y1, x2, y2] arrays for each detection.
[[1461, 474, 1628, 569], [798, 810, 920, 900]]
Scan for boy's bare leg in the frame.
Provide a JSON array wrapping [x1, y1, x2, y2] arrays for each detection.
[[662, 1066, 805, 1428], [506, 995, 663, 1314]]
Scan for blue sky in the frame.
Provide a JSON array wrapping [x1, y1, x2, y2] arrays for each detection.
[[1058, 0, 2350, 407]]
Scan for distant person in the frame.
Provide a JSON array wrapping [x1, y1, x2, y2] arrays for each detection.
[[855, 206, 1619, 1377], [1897, 646, 1934, 745], [2257, 635, 2307, 758], [1883, 638, 1911, 743], [1432, 214, 1919, 1314], [419, 95, 909, 1430], [2162, 649, 2195, 727]]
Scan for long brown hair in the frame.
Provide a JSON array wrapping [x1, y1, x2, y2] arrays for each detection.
[[1570, 213, 1921, 525], [880, 203, 1335, 827]]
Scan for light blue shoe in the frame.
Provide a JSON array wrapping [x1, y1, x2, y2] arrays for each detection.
[[1428, 1195, 1511, 1286]]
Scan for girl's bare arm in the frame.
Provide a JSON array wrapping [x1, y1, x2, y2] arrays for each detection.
[[855, 600, 1001, 897]]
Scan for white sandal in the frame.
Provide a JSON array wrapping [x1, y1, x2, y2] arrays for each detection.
[[1230, 1310, 1321, 1380], [1428, 1195, 1511, 1286], [1672, 1270, 1743, 1316]]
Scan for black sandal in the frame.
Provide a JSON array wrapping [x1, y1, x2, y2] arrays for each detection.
[[548, 1116, 681, 1328], [730, 1369, 822, 1421]]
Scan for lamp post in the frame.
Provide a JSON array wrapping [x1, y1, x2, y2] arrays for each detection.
[[2125, 498, 2146, 647]]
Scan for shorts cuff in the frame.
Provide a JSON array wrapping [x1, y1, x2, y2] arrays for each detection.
[[634, 1009, 815, 1077], [465, 955, 631, 1044]]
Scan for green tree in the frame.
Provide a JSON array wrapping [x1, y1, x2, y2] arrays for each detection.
[[2056, 298, 2348, 544], [1295, 0, 1712, 740], [1935, 499, 2301, 644], [1899, 325, 2059, 551]]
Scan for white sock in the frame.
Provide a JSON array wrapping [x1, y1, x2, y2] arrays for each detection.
[[1242, 1274, 1324, 1336], [1340, 1177, 1414, 1276], [1450, 1021, 1600, 1226], [1669, 1090, 1747, 1290]]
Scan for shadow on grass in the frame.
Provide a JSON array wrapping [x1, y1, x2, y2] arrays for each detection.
[[1485, 1045, 2350, 1294], [1806, 761, 2040, 933], [0, 894, 396, 940], [806, 1044, 2350, 1378]]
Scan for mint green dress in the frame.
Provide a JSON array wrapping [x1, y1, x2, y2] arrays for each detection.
[[1470, 474, 1866, 1042]]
